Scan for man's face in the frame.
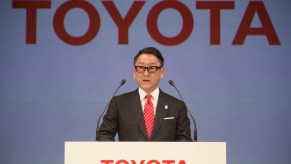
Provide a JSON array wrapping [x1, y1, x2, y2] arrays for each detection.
[[132, 53, 165, 93]]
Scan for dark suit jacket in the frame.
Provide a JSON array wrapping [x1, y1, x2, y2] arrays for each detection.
[[96, 89, 192, 141]]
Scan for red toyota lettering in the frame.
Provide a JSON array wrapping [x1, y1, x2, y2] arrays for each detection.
[[196, 1, 235, 45], [53, 0, 100, 45], [12, 0, 51, 44], [147, 1, 194, 46], [233, 1, 281, 45]]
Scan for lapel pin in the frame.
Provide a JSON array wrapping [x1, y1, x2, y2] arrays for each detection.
[[165, 105, 168, 109]]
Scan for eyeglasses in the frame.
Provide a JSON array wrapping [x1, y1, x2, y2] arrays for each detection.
[[135, 66, 162, 73]]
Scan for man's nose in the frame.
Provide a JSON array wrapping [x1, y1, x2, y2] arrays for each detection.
[[143, 69, 149, 75]]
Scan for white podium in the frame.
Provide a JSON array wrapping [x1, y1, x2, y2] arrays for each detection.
[[64, 142, 226, 164]]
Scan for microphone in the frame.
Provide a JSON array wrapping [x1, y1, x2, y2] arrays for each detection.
[[96, 79, 126, 140], [169, 80, 198, 142]]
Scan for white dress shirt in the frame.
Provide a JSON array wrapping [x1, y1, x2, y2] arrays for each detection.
[[138, 87, 159, 115]]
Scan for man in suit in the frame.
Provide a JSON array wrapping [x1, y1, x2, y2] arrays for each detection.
[[96, 47, 192, 141]]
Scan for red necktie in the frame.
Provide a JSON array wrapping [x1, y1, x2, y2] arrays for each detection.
[[144, 94, 154, 139]]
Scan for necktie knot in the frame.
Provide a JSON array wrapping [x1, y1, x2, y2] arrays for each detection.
[[145, 94, 152, 102]]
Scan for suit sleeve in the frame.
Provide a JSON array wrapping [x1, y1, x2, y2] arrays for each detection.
[[96, 97, 118, 141], [175, 103, 193, 141]]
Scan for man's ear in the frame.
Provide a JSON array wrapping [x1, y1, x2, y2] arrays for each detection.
[[132, 67, 136, 78], [160, 67, 166, 78]]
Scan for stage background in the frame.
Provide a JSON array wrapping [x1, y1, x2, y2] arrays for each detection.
[[1, 1, 291, 164]]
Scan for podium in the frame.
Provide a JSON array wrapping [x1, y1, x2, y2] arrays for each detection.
[[65, 142, 226, 164]]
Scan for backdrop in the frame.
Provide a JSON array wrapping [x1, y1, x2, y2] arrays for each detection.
[[1, 1, 291, 164]]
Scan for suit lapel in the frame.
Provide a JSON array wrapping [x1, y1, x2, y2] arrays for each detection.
[[128, 89, 148, 139], [150, 90, 169, 140]]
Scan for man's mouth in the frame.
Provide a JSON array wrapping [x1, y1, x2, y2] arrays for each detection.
[[143, 79, 150, 82]]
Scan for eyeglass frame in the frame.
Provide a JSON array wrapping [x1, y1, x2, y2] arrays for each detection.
[[134, 66, 163, 73]]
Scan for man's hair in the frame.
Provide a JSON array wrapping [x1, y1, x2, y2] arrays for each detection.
[[134, 47, 164, 67]]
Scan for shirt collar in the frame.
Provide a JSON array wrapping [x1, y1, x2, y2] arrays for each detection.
[[139, 87, 160, 101]]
